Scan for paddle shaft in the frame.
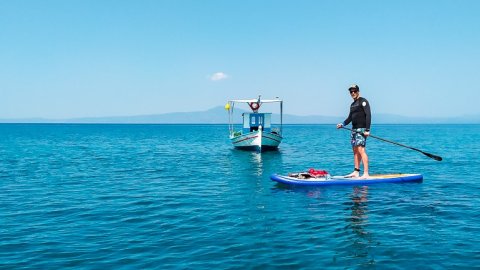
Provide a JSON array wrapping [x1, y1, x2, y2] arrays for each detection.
[[341, 127, 442, 161]]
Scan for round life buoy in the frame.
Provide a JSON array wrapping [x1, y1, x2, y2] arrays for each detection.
[[249, 102, 260, 111]]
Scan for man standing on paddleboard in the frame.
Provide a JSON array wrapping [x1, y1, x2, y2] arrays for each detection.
[[336, 84, 371, 179]]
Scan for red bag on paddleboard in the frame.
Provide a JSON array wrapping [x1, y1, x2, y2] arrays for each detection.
[[308, 168, 329, 177]]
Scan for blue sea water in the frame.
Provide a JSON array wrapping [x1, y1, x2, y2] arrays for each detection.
[[0, 124, 479, 269]]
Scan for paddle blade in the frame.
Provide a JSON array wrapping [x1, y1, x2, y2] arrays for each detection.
[[423, 152, 443, 161]]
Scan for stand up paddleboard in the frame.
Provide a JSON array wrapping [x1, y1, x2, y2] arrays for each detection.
[[271, 169, 423, 186]]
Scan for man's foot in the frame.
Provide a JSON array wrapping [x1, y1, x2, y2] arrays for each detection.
[[344, 171, 360, 178], [358, 174, 370, 179]]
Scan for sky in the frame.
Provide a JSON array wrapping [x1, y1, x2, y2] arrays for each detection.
[[1, 0, 479, 119]]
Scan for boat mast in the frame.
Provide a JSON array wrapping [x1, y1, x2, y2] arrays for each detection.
[[228, 101, 235, 136], [280, 100, 283, 135]]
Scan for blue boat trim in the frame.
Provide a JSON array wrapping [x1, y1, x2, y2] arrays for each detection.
[[270, 173, 423, 186]]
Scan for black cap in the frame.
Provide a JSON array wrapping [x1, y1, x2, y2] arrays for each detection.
[[348, 84, 359, 91]]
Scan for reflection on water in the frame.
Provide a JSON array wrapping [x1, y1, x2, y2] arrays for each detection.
[[270, 183, 376, 267], [229, 149, 283, 177], [344, 186, 375, 266], [251, 150, 284, 177], [250, 152, 263, 176]]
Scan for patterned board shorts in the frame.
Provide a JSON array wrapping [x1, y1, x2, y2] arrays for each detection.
[[351, 128, 367, 147]]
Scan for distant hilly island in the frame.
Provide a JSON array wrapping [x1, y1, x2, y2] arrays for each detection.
[[1, 106, 479, 124]]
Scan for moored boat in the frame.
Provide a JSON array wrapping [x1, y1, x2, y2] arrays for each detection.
[[225, 96, 283, 151]]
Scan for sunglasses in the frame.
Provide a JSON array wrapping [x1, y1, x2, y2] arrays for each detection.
[[349, 90, 359, 93]]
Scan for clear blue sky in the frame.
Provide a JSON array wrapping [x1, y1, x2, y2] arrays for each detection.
[[1, 0, 479, 119]]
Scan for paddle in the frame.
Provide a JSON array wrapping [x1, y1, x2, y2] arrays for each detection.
[[340, 127, 443, 161]]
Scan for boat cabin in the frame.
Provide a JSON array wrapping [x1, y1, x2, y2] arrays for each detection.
[[243, 113, 272, 133]]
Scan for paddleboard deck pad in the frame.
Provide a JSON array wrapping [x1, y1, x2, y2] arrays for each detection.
[[271, 171, 423, 186]]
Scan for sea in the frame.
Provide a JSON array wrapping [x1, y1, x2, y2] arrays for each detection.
[[0, 124, 479, 269]]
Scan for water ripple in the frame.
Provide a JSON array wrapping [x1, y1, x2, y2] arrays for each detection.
[[0, 124, 479, 269]]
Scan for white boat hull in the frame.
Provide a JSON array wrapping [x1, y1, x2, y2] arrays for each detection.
[[230, 130, 282, 151]]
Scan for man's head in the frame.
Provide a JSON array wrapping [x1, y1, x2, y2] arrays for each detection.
[[348, 84, 360, 99]]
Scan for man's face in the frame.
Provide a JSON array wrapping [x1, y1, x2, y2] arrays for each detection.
[[349, 89, 359, 100]]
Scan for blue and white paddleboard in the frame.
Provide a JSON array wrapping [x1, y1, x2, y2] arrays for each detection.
[[270, 173, 423, 186]]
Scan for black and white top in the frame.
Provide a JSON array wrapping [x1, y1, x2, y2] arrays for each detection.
[[342, 97, 371, 130]]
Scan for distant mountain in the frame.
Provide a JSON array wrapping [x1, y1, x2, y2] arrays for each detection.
[[0, 107, 233, 124], [1, 106, 479, 124]]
